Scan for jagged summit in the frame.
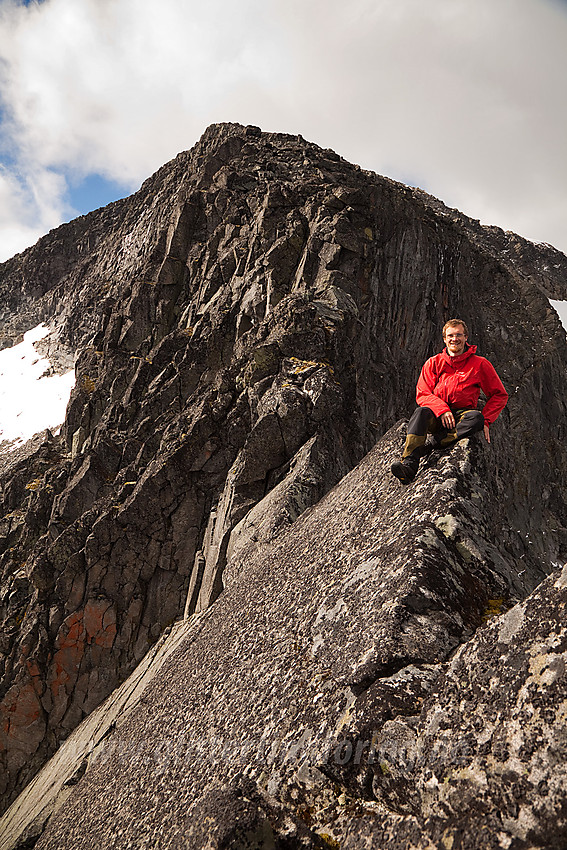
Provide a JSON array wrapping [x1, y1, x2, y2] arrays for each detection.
[[1, 123, 567, 847], [2, 122, 566, 353]]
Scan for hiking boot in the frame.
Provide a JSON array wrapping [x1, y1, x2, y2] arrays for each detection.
[[390, 459, 418, 485]]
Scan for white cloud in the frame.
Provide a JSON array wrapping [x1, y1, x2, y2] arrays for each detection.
[[0, 161, 67, 259], [0, 0, 288, 180], [267, 0, 567, 250], [0, 0, 566, 261]]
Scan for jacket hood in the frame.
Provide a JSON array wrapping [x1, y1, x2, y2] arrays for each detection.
[[441, 344, 477, 364]]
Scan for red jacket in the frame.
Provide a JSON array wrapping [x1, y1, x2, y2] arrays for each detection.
[[416, 345, 508, 426]]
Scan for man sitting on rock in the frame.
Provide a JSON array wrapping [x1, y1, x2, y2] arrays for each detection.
[[391, 318, 508, 485]]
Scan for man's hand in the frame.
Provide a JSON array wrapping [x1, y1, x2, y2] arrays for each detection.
[[484, 424, 490, 443], [440, 410, 456, 429]]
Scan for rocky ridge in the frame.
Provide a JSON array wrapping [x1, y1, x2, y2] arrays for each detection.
[[3, 432, 567, 849], [0, 123, 566, 846]]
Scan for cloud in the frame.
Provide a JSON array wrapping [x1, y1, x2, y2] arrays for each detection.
[[0, 159, 67, 259], [267, 0, 567, 249], [0, 0, 566, 261], [0, 0, 288, 179]]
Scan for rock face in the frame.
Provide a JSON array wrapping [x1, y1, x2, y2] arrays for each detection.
[[3, 434, 567, 850], [0, 122, 567, 847]]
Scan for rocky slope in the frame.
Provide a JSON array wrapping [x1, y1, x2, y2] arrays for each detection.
[[3, 434, 567, 850], [0, 123, 566, 847]]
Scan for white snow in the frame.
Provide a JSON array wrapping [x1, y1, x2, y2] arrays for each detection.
[[0, 324, 75, 449], [549, 299, 567, 332]]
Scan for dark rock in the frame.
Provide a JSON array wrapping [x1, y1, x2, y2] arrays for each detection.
[[1, 430, 564, 850], [0, 122, 566, 848], [338, 564, 567, 849]]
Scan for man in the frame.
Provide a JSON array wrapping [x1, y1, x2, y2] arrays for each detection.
[[391, 319, 508, 484]]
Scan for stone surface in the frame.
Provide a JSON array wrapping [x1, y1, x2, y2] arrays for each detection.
[[0, 123, 566, 846], [336, 564, 567, 849], [1, 430, 565, 849]]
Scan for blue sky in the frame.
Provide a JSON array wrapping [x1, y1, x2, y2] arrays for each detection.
[[67, 173, 128, 215], [0, 110, 129, 210], [0, 0, 566, 261]]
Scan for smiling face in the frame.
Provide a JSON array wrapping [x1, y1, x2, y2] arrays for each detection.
[[443, 322, 467, 357]]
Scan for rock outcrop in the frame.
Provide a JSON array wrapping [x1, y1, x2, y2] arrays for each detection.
[[2, 433, 567, 849], [0, 123, 566, 847]]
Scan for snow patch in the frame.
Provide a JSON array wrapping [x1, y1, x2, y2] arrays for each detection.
[[549, 299, 567, 332], [0, 324, 75, 449]]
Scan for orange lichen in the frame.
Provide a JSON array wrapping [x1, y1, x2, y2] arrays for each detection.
[[0, 680, 44, 752], [46, 601, 117, 710]]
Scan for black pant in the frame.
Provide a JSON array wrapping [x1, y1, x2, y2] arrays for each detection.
[[401, 406, 484, 462]]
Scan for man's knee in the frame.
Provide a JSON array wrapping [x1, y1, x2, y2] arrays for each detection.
[[459, 410, 484, 433], [407, 406, 435, 435]]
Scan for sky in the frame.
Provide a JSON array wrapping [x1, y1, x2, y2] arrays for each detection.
[[550, 299, 567, 331], [0, 0, 566, 265]]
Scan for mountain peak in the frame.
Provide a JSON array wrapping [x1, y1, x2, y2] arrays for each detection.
[[1, 126, 566, 848]]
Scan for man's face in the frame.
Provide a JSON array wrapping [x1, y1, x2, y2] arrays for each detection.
[[443, 324, 467, 357]]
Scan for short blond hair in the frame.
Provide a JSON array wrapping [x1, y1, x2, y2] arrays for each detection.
[[443, 319, 468, 337]]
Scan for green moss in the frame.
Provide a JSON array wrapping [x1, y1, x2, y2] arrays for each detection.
[[288, 355, 334, 376], [25, 478, 42, 491], [481, 597, 505, 623], [81, 375, 96, 394], [319, 833, 341, 848]]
